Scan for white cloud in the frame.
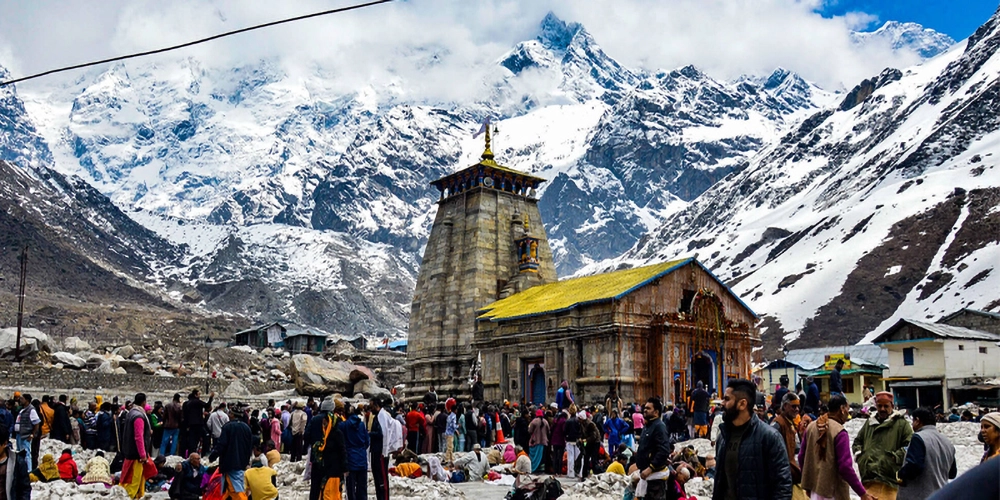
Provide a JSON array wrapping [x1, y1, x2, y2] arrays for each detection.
[[0, 0, 951, 96]]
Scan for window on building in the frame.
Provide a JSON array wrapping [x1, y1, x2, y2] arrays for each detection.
[[981, 347, 988, 354], [844, 378, 855, 394], [680, 289, 696, 313], [903, 347, 915, 366], [958, 344, 965, 351]]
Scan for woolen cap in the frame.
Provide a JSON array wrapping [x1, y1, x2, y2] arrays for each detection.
[[320, 398, 336, 412], [982, 412, 1000, 430]]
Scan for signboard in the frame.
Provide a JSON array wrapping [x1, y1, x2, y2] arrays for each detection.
[[824, 354, 851, 370]]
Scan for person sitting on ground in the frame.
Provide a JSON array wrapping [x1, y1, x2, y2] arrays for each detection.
[[244, 462, 279, 500], [146, 455, 174, 492], [668, 465, 697, 500], [172, 453, 207, 500], [423, 455, 450, 482], [391, 459, 423, 478], [606, 453, 627, 475], [263, 440, 280, 467], [56, 449, 78, 482], [503, 443, 516, 463], [454, 443, 491, 481], [29, 454, 60, 483], [81, 451, 113, 486], [512, 445, 532, 475]]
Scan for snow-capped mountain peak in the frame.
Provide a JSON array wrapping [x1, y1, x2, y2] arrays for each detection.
[[852, 20, 956, 59]]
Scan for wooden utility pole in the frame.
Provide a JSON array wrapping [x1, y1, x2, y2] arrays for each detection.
[[15, 246, 27, 362]]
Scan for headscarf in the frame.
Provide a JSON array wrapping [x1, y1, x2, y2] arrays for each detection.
[[31, 454, 60, 482], [814, 413, 831, 461]]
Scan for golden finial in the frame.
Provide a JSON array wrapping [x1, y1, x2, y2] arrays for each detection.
[[481, 121, 494, 161]]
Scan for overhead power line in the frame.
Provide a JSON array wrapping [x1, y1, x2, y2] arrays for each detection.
[[0, 0, 395, 87]]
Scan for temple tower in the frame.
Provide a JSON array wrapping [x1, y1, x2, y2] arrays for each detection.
[[407, 126, 557, 398]]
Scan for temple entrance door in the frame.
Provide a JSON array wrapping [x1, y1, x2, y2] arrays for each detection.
[[692, 353, 714, 393], [525, 360, 546, 405]]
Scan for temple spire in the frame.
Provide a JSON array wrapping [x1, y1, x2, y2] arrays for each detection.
[[476, 116, 494, 161]]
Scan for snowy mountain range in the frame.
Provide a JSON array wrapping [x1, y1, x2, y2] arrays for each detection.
[[3, 9, 989, 353], [607, 12, 1000, 356]]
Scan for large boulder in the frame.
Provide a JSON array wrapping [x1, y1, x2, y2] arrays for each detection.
[[62, 336, 92, 353], [289, 354, 371, 396], [117, 360, 144, 375], [0, 328, 51, 358], [354, 379, 392, 401], [95, 361, 115, 374], [51, 351, 87, 369], [85, 354, 106, 370], [113, 345, 136, 358]]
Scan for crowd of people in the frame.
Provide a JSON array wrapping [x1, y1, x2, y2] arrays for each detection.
[[0, 376, 997, 500]]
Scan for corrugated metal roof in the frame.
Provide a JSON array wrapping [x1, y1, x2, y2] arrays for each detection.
[[782, 344, 888, 370], [874, 319, 1000, 343], [478, 259, 690, 322], [938, 308, 1000, 323]]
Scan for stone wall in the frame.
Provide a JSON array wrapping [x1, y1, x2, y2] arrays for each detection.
[[0, 362, 293, 397]]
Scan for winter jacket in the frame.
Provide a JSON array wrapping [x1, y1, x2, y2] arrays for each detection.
[[209, 420, 253, 473], [121, 407, 152, 461], [528, 417, 550, 447], [582, 419, 602, 445], [634, 415, 670, 472], [95, 411, 113, 447], [342, 414, 370, 471], [550, 414, 567, 447], [50, 403, 72, 442], [305, 412, 348, 478], [163, 401, 183, 430], [851, 410, 913, 488], [81, 455, 112, 485], [805, 383, 820, 414], [897, 424, 957, 500], [604, 417, 629, 447], [3, 449, 31, 500], [56, 452, 78, 481], [181, 395, 213, 428], [712, 413, 792, 500], [514, 416, 530, 449], [564, 416, 581, 442]]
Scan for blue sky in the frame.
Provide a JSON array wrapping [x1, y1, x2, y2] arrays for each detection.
[[821, 0, 1000, 40]]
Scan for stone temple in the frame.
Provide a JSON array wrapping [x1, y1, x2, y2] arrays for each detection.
[[406, 128, 760, 404]]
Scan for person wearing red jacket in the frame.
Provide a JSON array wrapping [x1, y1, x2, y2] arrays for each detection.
[[404, 404, 425, 453], [56, 449, 78, 482]]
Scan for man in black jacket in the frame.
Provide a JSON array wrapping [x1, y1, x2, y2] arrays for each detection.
[[209, 407, 252, 500], [50, 395, 73, 444], [0, 423, 31, 500], [634, 397, 671, 500], [305, 397, 348, 500], [714, 379, 792, 500], [180, 389, 214, 457]]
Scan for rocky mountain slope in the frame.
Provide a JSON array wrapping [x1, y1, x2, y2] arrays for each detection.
[[608, 9, 1000, 357]]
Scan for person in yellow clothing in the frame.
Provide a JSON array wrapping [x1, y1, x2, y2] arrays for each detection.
[[606, 454, 627, 475], [28, 454, 60, 482], [39, 397, 55, 437], [393, 461, 423, 478], [245, 466, 279, 500]]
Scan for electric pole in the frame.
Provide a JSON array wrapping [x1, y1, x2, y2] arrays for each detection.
[[15, 246, 27, 362]]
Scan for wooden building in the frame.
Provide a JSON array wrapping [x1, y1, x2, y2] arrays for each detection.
[[473, 258, 759, 405], [232, 321, 328, 354]]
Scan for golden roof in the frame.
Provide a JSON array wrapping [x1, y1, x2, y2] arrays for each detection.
[[478, 258, 692, 322]]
